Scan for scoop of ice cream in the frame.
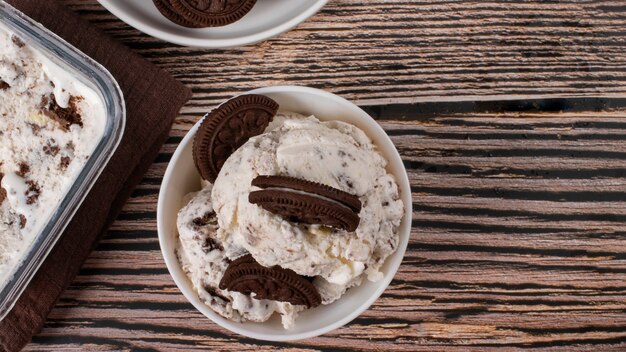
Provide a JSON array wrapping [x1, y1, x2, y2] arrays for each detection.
[[211, 114, 404, 300], [176, 184, 304, 328]]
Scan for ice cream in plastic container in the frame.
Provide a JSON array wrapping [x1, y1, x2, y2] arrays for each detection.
[[0, 2, 125, 320]]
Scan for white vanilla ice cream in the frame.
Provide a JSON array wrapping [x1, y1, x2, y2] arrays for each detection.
[[0, 23, 105, 288], [177, 113, 403, 329]]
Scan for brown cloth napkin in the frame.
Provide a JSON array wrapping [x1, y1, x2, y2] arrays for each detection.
[[0, 1, 192, 351]]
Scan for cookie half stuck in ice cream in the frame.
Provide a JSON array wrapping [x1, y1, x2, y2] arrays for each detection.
[[219, 254, 321, 308], [192, 94, 278, 182]]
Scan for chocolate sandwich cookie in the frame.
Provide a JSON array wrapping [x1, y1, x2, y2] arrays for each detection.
[[249, 175, 361, 232], [252, 175, 362, 213], [219, 254, 321, 308], [171, 0, 257, 27], [153, 0, 204, 28], [193, 94, 278, 182]]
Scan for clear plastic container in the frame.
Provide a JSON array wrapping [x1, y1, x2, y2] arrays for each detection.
[[0, 2, 125, 320]]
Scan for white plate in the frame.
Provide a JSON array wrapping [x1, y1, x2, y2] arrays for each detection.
[[157, 86, 412, 341], [97, 0, 328, 48]]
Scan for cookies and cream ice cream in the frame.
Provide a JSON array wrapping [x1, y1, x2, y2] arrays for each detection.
[[177, 185, 305, 328], [177, 111, 403, 329], [0, 23, 105, 287]]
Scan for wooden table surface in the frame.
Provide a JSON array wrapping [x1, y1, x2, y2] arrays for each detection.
[[24, 1, 626, 351]]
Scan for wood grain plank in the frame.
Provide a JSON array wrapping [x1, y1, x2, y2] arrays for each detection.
[[23, 98, 626, 351], [21, 0, 626, 350], [55, 0, 626, 108]]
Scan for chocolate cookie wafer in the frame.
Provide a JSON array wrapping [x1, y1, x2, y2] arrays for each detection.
[[249, 175, 362, 232], [192, 94, 278, 182], [219, 254, 321, 308], [153, 0, 204, 28], [171, 0, 257, 27]]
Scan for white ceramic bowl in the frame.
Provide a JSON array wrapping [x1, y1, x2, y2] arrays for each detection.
[[157, 86, 412, 341], [97, 0, 328, 48]]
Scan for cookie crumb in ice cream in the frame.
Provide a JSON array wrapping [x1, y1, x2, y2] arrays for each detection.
[[0, 173, 5, 204], [59, 156, 71, 170], [0, 81, 9, 90], [43, 142, 60, 156], [42, 95, 84, 131], [11, 35, 24, 48], [192, 211, 217, 227], [25, 181, 40, 205], [16, 162, 30, 177], [204, 285, 229, 303], [202, 236, 223, 253]]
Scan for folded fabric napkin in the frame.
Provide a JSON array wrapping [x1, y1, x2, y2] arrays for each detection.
[[0, 1, 192, 351]]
